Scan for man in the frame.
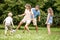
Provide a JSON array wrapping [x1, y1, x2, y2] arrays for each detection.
[[31, 5, 40, 32]]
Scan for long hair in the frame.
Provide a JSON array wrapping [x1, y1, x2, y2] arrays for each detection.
[[48, 7, 54, 16], [25, 4, 31, 11]]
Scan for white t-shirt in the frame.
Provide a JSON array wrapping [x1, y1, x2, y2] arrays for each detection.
[[4, 16, 13, 25]]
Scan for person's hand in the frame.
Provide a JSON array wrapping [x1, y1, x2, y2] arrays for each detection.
[[45, 21, 47, 24], [38, 19, 40, 22], [18, 15, 22, 17]]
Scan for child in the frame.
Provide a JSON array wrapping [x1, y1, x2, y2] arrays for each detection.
[[45, 7, 53, 34], [31, 5, 40, 32], [3, 12, 15, 35], [16, 4, 33, 32]]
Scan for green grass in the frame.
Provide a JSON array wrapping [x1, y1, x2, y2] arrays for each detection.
[[0, 24, 60, 40]]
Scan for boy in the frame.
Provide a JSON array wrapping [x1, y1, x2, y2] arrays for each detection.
[[31, 5, 40, 32], [3, 12, 14, 35]]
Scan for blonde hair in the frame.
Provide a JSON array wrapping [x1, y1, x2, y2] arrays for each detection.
[[8, 12, 13, 17], [48, 7, 53, 16]]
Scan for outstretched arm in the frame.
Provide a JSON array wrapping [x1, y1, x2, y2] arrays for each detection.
[[18, 9, 26, 17], [18, 13, 25, 17]]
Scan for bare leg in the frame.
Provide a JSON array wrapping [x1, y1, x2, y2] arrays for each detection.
[[5, 26, 8, 35], [23, 20, 31, 33], [5, 30, 7, 35], [23, 27, 26, 33], [47, 24, 51, 34], [35, 25, 38, 32], [33, 18, 38, 32], [24, 25, 30, 32], [10, 29, 13, 35], [16, 21, 23, 30]]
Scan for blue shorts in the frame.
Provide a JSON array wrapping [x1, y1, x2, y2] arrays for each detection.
[[47, 20, 52, 24]]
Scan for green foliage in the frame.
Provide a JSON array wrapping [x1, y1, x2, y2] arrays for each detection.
[[0, 0, 60, 26]]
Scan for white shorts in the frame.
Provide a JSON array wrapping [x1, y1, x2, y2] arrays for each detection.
[[32, 18, 37, 25], [5, 23, 12, 30], [21, 19, 31, 25], [47, 23, 52, 25]]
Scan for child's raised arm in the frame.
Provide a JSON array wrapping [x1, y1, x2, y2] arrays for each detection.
[[18, 9, 27, 17], [18, 13, 25, 17]]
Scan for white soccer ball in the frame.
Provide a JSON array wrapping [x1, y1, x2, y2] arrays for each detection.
[[11, 30, 16, 33]]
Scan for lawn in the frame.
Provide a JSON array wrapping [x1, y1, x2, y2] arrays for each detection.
[[0, 24, 60, 40]]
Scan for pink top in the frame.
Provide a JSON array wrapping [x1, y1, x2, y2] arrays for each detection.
[[23, 9, 33, 20]]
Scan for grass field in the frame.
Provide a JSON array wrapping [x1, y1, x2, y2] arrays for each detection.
[[0, 25, 60, 40]]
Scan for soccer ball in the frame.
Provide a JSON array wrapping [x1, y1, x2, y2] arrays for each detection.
[[11, 30, 16, 33]]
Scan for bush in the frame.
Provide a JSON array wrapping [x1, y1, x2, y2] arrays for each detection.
[[0, 0, 60, 27]]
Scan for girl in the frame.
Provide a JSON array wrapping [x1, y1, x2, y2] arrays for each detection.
[[16, 4, 33, 32], [46, 7, 53, 34]]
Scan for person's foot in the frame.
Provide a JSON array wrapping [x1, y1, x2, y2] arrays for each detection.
[[10, 34, 13, 36], [28, 30, 30, 33], [23, 30, 25, 33], [36, 30, 38, 32], [5, 34, 7, 36], [16, 28, 18, 30], [48, 32, 51, 35]]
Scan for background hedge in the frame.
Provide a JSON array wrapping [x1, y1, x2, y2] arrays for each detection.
[[0, 0, 60, 27]]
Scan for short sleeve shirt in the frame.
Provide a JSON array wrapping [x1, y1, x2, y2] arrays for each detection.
[[31, 8, 40, 18], [4, 16, 13, 24]]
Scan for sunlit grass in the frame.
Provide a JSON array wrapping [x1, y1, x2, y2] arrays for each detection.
[[0, 24, 60, 40]]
